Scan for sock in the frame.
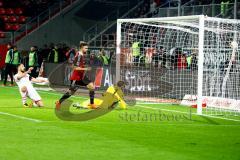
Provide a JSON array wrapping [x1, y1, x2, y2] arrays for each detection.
[[59, 92, 71, 103], [22, 93, 27, 105], [89, 90, 95, 104], [33, 102, 37, 107]]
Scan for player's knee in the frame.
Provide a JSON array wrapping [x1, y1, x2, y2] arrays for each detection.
[[87, 83, 95, 90], [69, 86, 78, 93], [69, 90, 75, 95], [21, 86, 27, 93]]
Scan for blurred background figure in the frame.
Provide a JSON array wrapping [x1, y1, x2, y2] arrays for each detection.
[[65, 46, 77, 65], [12, 45, 21, 74], [98, 48, 110, 66], [3, 43, 14, 86], [28, 46, 39, 78], [48, 45, 59, 63]]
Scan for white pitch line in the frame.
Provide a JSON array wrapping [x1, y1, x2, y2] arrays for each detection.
[[136, 104, 240, 122], [136, 102, 173, 105], [136, 105, 190, 114], [0, 111, 42, 123], [80, 121, 240, 126], [2, 86, 240, 122]]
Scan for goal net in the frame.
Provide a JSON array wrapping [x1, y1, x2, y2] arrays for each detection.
[[116, 15, 240, 116]]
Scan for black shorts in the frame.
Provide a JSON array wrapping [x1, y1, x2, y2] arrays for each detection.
[[70, 76, 92, 91]]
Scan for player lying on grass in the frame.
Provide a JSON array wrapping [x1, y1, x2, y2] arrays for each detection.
[[55, 41, 97, 109], [14, 64, 48, 107], [73, 81, 127, 110]]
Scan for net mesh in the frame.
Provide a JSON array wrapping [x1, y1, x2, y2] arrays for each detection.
[[118, 16, 240, 115], [203, 18, 240, 115]]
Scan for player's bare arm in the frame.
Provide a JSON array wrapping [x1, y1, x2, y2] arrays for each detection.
[[31, 77, 48, 83]]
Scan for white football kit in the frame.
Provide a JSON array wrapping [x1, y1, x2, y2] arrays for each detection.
[[14, 73, 41, 103]]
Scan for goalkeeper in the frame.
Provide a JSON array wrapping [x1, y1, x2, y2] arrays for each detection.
[[74, 81, 127, 110]]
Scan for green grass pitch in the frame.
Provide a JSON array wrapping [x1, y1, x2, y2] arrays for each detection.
[[0, 85, 240, 160]]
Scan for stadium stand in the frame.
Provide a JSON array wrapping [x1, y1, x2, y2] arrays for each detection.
[[0, 0, 239, 67]]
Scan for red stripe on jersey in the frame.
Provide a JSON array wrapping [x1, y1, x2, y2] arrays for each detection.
[[70, 52, 85, 81]]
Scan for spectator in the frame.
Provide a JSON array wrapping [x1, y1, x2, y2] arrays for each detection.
[[28, 46, 39, 77], [152, 46, 164, 67], [170, 47, 180, 69], [12, 45, 21, 74], [155, 0, 161, 6], [58, 43, 68, 62], [98, 48, 110, 66], [221, 0, 230, 17], [3, 43, 14, 86], [132, 40, 141, 65], [48, 45, 59, 63], [177, 51, 187, 70], [65, 46, 77, 64], [41, 44, 50, 60], [90, 53, 100, 66], [152, 46, 167, 68], [160, 48, 167, 68], [186, 52, 192, 69], [150, 0, 157, 13], [191, 50, 198, 70], [37, 47, 44, 69]]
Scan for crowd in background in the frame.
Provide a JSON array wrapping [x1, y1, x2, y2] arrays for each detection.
[[125, 42, 198, 70], [124, 40, 239, 72], [0, 42, 113, 86], [1, 0, 52, 17]]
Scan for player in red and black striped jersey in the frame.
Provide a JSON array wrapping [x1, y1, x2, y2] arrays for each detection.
[[56, 41, 97, 109]]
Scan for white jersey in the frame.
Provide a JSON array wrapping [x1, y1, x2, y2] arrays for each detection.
[[14, 73, 32, 89], [14, 73, 41, 102]]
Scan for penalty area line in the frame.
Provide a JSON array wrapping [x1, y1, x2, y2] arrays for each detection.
[[0, 111, 42, 123]]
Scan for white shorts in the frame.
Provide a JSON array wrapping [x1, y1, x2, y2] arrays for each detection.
[[20, 85, 41, 102]]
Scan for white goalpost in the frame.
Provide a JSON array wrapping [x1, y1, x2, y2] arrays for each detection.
[[116, 15, 240, 116]]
